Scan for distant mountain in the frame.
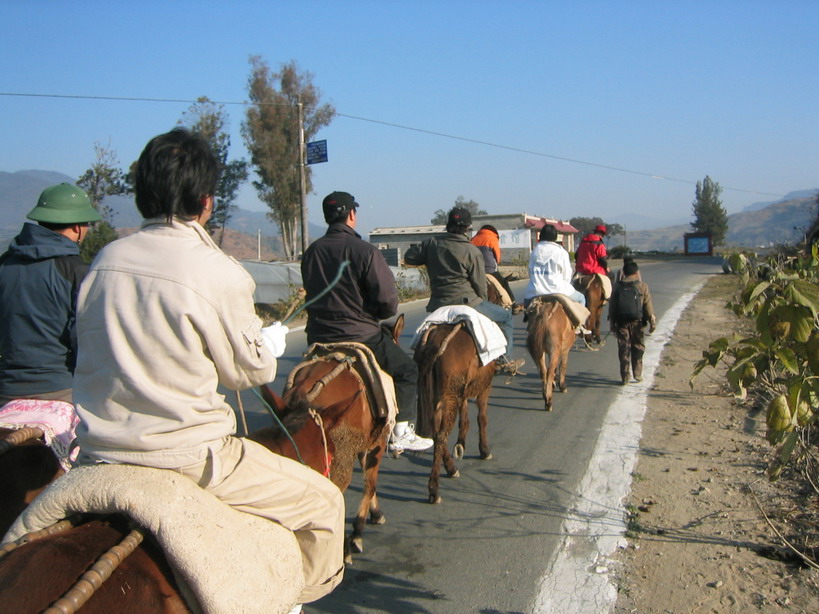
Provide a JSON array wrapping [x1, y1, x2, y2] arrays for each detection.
[[0, 169, 328, 259], [623, 192, 818, 252], [742, 189, 819, 212]]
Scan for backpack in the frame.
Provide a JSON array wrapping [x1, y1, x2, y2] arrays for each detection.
[[611, 281, 642, 322]]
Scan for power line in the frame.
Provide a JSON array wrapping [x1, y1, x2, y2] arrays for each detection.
[[0, 91, 787, 199]]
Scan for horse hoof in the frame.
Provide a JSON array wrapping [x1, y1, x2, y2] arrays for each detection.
[[480, 452, 493, 460], [429, 494, 442, 504], [350, 536, 364, 554], [559, 387, 568, 393], [368, 513, 386, 525], [344, 553, 354, 565], [448, 469, 460, 479], [453, 443, 464, 459]]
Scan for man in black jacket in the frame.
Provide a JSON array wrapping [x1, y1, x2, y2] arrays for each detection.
[[0, 183, 102, 404], [301, 191, 432, 453]]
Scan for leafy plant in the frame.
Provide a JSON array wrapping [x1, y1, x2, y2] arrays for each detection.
[[691, 243, 819, 479]]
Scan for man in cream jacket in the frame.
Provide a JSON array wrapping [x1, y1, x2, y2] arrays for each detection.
[[74, 128, 344, 607]]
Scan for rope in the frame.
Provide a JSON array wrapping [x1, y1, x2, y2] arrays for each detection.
[[308, 409, 331, 478], [43, 527, 145, 614], [250, 388, 305, 465], [282, 260, 350, 325], [236, 391, 249, 436]]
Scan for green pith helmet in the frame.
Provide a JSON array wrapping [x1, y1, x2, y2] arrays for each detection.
[[26, 183, 103, 225]]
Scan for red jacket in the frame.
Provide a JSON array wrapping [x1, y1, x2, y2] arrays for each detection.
[[575, 233, 608, 275]]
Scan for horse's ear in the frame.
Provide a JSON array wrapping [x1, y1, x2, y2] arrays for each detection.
[[392, 314, 405, 342], [259, 383, 287, 415]]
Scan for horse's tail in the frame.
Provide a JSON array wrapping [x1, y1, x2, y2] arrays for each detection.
[[526, 299, 561, 359], [414, 331, 440, 439]]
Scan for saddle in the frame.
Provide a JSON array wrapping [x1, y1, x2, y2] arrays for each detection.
[[528, 295, 591, 329], [573, 272, 612, 301], [3, 463, 303, 614], [486, 274, 513, 308], [288, 342, 398, 429]]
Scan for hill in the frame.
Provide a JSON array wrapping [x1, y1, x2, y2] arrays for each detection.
[[623, 191, 818, 252], [0, 170, 296, 259]]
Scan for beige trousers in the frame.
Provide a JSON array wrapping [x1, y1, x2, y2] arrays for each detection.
[[174, 436, 345, 603]]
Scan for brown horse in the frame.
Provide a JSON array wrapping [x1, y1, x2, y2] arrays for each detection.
[[525, 296, 576, 411], [254, 316, 404, 558], [414, 321, 495, 504], [573, 274, 606, 344], [0, 427, 63, 536]]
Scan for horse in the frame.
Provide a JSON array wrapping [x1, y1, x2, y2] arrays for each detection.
[[254, 316, 404, 559], [414, 320, 495, 504], [525, 296, 576, 411], [573, 273, 606, 344], [0, 426, 63, 536]]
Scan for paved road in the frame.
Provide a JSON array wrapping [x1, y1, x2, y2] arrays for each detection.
[[233, 257, 723, 614]]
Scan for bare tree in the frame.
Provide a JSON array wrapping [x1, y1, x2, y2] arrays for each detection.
[[242, 57, 335, 259]]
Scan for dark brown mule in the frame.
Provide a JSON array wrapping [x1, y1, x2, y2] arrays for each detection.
[[525, 296, 576, 411], [414, 321, 495, 504], [0, 427, 63, 536], [573, 274, 605, 344], [254, 316, 405, 559]]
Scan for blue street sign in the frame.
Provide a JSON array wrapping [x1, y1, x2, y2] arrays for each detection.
[[306, 140, 328, 164]]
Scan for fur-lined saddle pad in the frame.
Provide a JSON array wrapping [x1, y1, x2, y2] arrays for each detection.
[[3, 463, 303, 614]]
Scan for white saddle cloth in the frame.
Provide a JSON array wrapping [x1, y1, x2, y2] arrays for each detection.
[[411, 305, 507, 366]]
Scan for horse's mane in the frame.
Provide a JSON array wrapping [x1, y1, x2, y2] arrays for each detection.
[[257, 390, 312, 442]]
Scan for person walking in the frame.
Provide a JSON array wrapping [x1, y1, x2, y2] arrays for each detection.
[[73, 128, 345, 608], [0, 183, 102, 405], [301, 191, 433, 454], [404, 207, 524, 374], [609, 260, 656, 384]]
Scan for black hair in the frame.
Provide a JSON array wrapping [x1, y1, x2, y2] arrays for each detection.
[[135, 128, 220, 221], [623, 260, 639, 276], [480, 224, 499, 236], [539, 224, 558, 242]]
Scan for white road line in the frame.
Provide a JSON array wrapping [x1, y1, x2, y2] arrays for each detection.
[[530, 279, 708, 614]]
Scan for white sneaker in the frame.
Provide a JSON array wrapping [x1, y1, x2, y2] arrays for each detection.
[[389, 423, 433, 452], [577, 326, 592, 335]]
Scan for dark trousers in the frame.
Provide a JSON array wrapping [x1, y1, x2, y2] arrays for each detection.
[[613, 320, 645, 381], [363, 329, 418, 423]]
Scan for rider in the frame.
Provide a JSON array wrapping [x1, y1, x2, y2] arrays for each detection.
[[73, 128, 345, 608], [523, 224, 590, 334], [0, 183, 102, 405], [575, 224, 609, 276], [470, 224, 522, 313], [404, 207, 524, 374], [301, 191, 433, 454]]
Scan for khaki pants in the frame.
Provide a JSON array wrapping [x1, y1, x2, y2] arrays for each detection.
[[175, 436, 345, 603]]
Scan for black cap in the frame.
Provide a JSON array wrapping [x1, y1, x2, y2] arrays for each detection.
[[447, 206, 472, 229], [322, 191, 359, 222]]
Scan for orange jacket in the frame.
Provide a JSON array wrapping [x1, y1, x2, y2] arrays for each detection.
[[471, 227, 501, 273]]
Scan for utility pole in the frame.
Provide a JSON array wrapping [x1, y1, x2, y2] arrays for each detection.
[[297, 100, 308, 257]]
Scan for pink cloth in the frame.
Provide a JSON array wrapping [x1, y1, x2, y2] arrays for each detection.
[[0, 399, 79, 471]]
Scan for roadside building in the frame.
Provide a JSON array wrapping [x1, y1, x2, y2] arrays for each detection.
[[369, 213, 579, 265]]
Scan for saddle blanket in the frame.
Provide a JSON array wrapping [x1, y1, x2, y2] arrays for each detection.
[[3, 463, 304, 614], [0, 399, 79, 471], [411, 305, 506, 366], [532, 294, 591, 329]]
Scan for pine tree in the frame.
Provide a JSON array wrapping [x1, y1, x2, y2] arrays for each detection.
[[691, 176, 728, 245]]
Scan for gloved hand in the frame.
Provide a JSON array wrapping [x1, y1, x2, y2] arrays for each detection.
[[261, 322, 289, 358]]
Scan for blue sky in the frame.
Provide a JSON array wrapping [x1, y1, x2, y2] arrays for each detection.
[[2, 1, 817, 235]]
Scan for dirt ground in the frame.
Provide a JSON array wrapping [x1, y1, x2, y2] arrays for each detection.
[[613, 274, 819, 613]]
